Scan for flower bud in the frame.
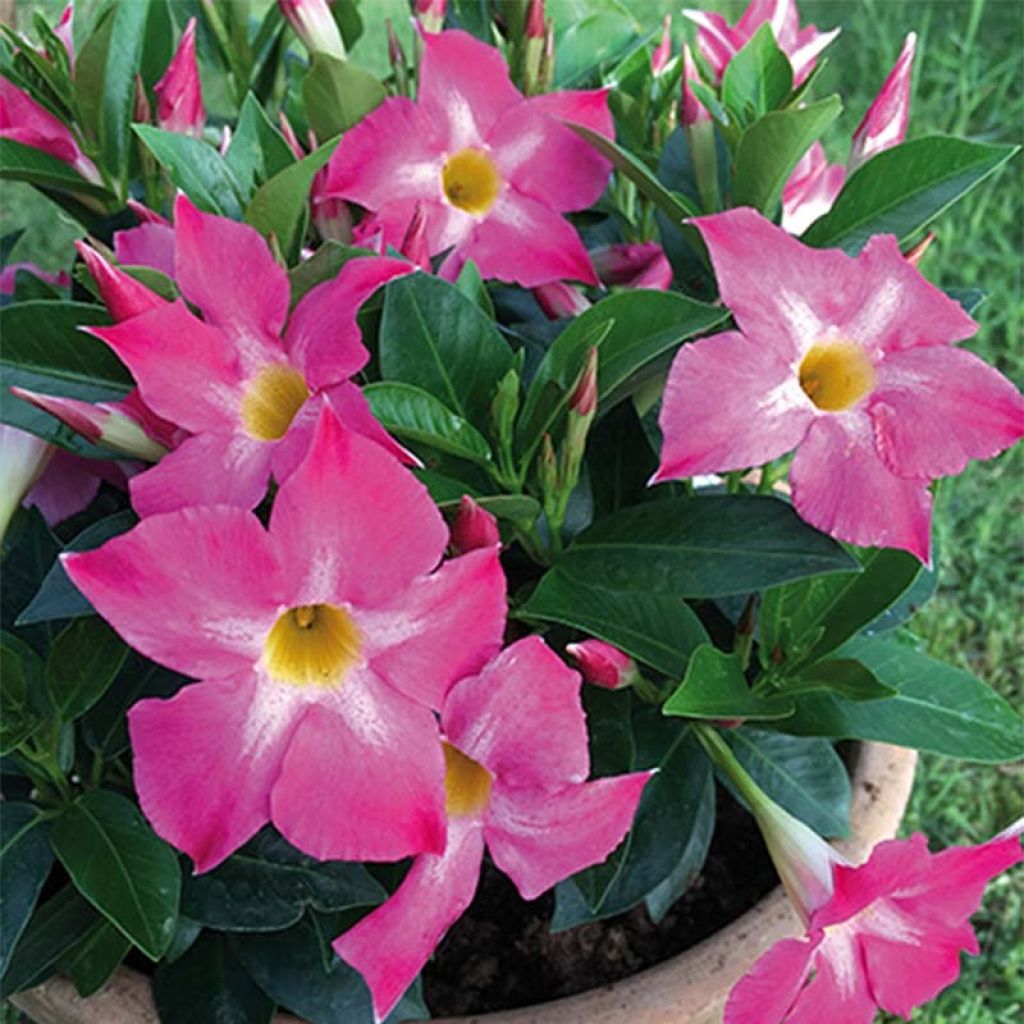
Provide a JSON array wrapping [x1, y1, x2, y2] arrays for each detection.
[[154, 18, 205, 138], [568, 346, 598, 418], [903, 231, 935, 268], [522, 0, 546, 95], [591, 242, 673, 291], [849, 32, 916, 173], [566, 639, 639, 690], [533, 281, 591, 320], [279, 0, 347, 60], [278, 111, 305, 160], [74, 240, 165, 322], [680, 44, 710, 128], [0, 425, 53, 539], [54, 3, 75, 70], [651, 15, 671, 75], [450, 495, 500, 554], [415, 0, 446, 35], [400, 203, 431, 271], [491, 367, 520, 446], [310, 166, 354, 243]]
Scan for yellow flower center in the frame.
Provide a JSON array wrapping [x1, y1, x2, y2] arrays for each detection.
[[443, 742, 493, 817], [264, 604, 361, 689], [241, 365, 309, 441], [798, 341, 876, 412], [440, 148, 501, 215]]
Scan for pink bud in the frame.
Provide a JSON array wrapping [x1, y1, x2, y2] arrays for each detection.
[[0, 425, 53, 538], [400, 203, 431, 271], [781, 142, 845, 236], [154, 18, 205, 138], [533, 281, 591, 320], [903, 231, 935, 268], [310, 166, 353, 243], [525, 0, 545, 39], [651, 14, 672, 75], [415, 0, 446, 34], [126, 199, 170, 227], [54, 3, 75, 71], [277, 111, 305, 160], [849, 32, 916, 173], [74, 240, 165, 322], [0, 262, 70, 296], [450, 495, 500, 554], [680, 44, 710, 127], [569, 347, 598, 417], [280, 0, 346, 58], [566, 639, 638, 689], [591, 242, 673, 291]]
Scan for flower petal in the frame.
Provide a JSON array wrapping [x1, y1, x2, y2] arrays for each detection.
[[269, 680, 447, 862], [359, 546, 506, 711], [128, 672, 303, 872], [485, 772, 651, 900], [789, 413, 932, 562], [323, 382, 419, 466], [786, 931, 877, 1024], [63, 506, 282, 678], [26, 451, 103, 526], [113, 222, 176, 276], [870, 345, 1024, 479], [269, 405, 448, 608], [526, 88, 614, 138], [333, 816, 484, 1024], [654, 330, 813, 480], [442, 636, 589, 787], [724, 935, 818, 1024]]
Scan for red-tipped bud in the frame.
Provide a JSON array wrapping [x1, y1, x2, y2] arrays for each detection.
[[279, 0, 347, 59], [680, 43, 710, 127], [526, 0, 546, 39], [54, 3, 75, 70], [533, 282, 591, 320], [566, 639, 639, 690], [278, 111, 305, 160], [0, 425, 53, 539], [154, 18, 205, 138], [133, 74, 152, 126], [450, 495, 500, 554], [74, 240, 165, 322], [569, 347, 598, 417], [849, 32, 916, 173], [310, 167, 353, 243], [903, 231, 935, 268], [651, 14, 672, 75], [400, 203, 431, 271], [415, 0, 446, 34], [591, 242, 673, 291]]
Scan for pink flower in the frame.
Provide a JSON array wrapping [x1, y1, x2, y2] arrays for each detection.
[[565, 638, 638, 689], [781, 142, 845, 235], [278, 0, 346, 60], [320, 29, 613, 287], [333, 636, 651, 1021], [849, 31, 916, 172], [0, 262, 70, 295], [684, 0, 838, 85], [0, 76, 100, 184], [26, 449, 126, 527], [63, 405, 507, 872], [153, 18, 205, 138], [653, 209, 1024, 562], [726, 830, 1023, 1024], [450, 495, 500, 554], [82, 194, 415, 516]]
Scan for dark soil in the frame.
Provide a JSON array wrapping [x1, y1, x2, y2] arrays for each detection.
[[423, 787, 778, 1016]]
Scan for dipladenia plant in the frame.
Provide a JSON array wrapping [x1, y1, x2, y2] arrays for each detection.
[[0, 1, 1020, 1022]]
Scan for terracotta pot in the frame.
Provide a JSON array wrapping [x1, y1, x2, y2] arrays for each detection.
[[12, 742, 916, 1024]]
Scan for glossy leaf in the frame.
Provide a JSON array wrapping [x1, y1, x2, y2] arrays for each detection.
[[51, 790, 181, 960], [289, 242, 373, 304], [59, 918, 131, 998], [363, 382, 494, 469], [0, 804, 54, 978], [302, 52, 386, 140], [781, 658, 895, 701], [803, 136, 1019, 253], [0, 139, 110, 200], [1, 510, 61, 652], [664, 645, 795, 721], [721, 24, 792, 128], [0, 633, 45, 754], [226, 93, 297, 201], [45, 617, 128, 721]]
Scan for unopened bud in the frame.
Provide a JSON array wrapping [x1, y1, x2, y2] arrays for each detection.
[[539, 432, 558, 497], [533, 281, 591, 320], [522, 0, 546, 95], [278, 111, 305, 160], [903, 232, 935, 268], [651, 14, 671, 75], [154, 17, 205, 137], [133, 74, 152, 125], [0, 425, 53, 540], [74, 240, 165, 321], [450, 495, 500, 554], [400, 203, 431, 271], [566, 639, 639, 690], [680, 43, 710, 127], [569, 347, 598, 418], [414, 0, 446, 35], [491, 368, 521, 445], [278, 0, 346, 60]]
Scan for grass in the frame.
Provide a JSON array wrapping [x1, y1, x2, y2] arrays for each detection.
[[3, 2, 1022, 1022]]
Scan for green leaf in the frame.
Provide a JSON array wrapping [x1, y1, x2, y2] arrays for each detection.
[[0, 804, 54, 977], [345, 0, 413, 79], [154, 932, 274, 1024], [226, 93, 298, 201], [543, 495, 857, 599], [45, 617, 128, 721], [733, 95, 842, 214], [51, 790, 181, 960], [0, 633, 45, 754], [802, 136, 1020, 253], [760, 546, 922, 673], [58, 918, 131, 998], [520, 565, 709, 677], [18, 511, 137, 626], [379, 272, 515, 430], [721, 24, 792, 128], [244, 138, 340, 258], [363, 382, 494, 469], [133, 125, 244, 218], [665, 645, 794, 721], [783, 658, 896, 701], [302, 52, 386, 140], [0, 139, 110, 200], [2, 510, 61, 650], [778, 636, 1024, 762], [288, 241, 373, 304], [722, 728, 850, 837], [0, 886, 99, 998], [181, 829, 384, 933], [567, 120, 699, 225]]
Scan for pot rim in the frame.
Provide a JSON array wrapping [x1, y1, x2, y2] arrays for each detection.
[[11, 741, 917, 1024]]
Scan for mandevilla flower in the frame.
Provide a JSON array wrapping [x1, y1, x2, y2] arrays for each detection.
[[565, 638, 639, 690], [63, 405, 507, 872], [654, 209, 1024, 561], [81, 194, 413, 515], [684, 0, 839, 85], [334, 636, 652, 1021], [153, 17, 205, 138], [320, 29, 613, 287]]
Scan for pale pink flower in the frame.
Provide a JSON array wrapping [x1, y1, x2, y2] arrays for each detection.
[[565, 638, 638, 689], [153, 18, 204, 138], [684, 0, 838, 85], [653, 209, 1024, 562], [334, 637, 651, 1021], [781, 142, 845, 235], [320, 29, 614, 287], [63, 405, 507, 872], [450, 495, 500, 554]]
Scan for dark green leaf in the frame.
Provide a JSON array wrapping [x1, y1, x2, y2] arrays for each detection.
[[59, 918, 131, 997], [154, 932, 274, 1024], [226, 93, 298, 201], [0, 633, 45, 754], [302, 52, 386, 140], [133, 126, 244, 218], [1, 510, 61, 652], [379, 273, 514, 429], [288, 241, 374, 304], [664, 644, 794, 720], [363, 382, 494, 468], [733, 95, 841, 214], [45, 617, 128, 720], [721, 24, 792, 127], [0, 804, 54, 977], [722, 727, 850, 836], [182, 829, 385, 933], [783, 658, 895, 701], [802, 136, 1019, 253], [51, 790, 181, 960], [777, 636, 1024, 762]]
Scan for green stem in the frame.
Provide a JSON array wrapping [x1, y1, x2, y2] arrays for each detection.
[[693, 723, 765, 808]]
